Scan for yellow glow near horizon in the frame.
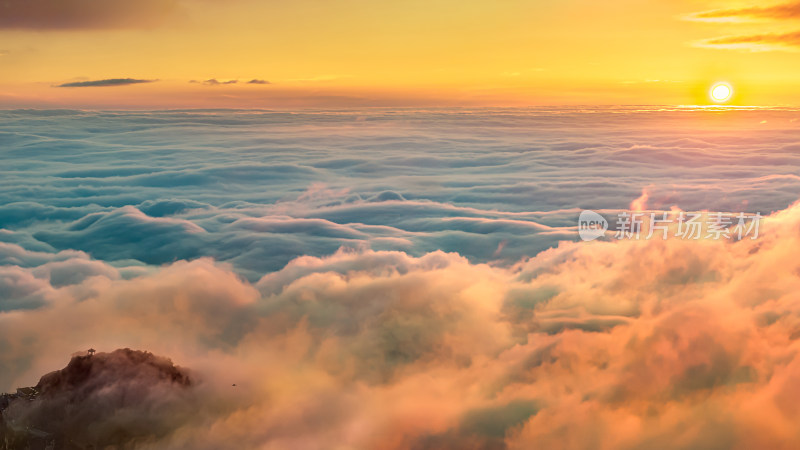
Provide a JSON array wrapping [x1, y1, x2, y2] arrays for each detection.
[[1, 0, 799, 107], [710, 83, 733, 103]]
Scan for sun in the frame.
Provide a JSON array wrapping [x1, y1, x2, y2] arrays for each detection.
[[710, 82, 733, 103]]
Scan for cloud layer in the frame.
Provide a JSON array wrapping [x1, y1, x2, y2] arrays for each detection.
[[2, 202, 800, 447], [0, 108, 797, 279], [2, 108, 800, 448]]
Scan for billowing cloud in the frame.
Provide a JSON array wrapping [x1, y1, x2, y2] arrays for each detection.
[[696, 31, 800, 51], [1, 108, 798, 281], [688, 2, 800, 22], [1, 202, 800, 447], [56, 78, 156, 88], [0, 0, 178, 30], [2, 108, 800, 447]]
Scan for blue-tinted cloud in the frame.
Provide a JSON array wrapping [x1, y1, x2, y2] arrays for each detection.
[[0, 108, 797, 279], [2, 109, 800, 447]]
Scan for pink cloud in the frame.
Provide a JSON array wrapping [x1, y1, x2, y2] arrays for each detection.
[[3, 201, 800, 447]]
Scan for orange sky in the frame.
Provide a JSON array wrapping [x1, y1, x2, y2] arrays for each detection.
[[2, 0, 800, 108]]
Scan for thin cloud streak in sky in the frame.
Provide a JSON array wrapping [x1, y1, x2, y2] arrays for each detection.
[[696, 31, 800, 51], [200, 79, 238, 86], [56, 78, 156, 88], [688, 2, 800, 21]]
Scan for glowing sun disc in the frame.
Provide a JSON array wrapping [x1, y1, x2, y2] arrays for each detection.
[[711, 83, 732, 102]]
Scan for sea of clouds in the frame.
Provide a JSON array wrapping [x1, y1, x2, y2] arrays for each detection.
[[2, 107, 800, 448]]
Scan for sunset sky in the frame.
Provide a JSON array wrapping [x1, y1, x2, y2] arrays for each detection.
[[3, 0, 800, 108], [6, 2, 800, 448]]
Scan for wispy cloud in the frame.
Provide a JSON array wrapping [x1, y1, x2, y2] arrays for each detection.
[[687, 2, 800, 22], [0, 0, 178, 30], [193, 79, 238, 86], [695, 31, 800, 51], [56, 78, 156, 88], [247, 79, 271, 85]]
